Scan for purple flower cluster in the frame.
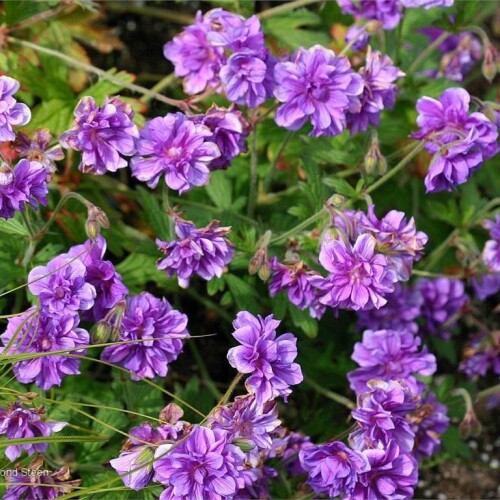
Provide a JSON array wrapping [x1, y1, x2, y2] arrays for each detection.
[[164, 9, 275, 107], [227, 312, 303, 404], [0, 159, 48, 219], [413, 88, 499, 193], [0, 75, 31, 142], [347, 48, 405, 134], [0, 403, 66, 462], [268, 257, 326, 319], [308, 206, 426, 313], [61, 96, 138, 175], [1, 307, 89, 389], [421, 28, 482, 81], [156, 217, 233, 288], [460, 330, 500, 379], [348, 328, 437, 395], [274, 45, 363, 137], [101, 292, 189, 380]]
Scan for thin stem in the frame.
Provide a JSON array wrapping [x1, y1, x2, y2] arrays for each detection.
[[270, 209, 327, 246], [339, 26, 368, 56], [9, 3, 66, 31], [189, 342, 223, 400], [247, 128, 259, 217], [105, 3, 194, 25], [7, 37, 190, 112], [184, 287, 233, 325], [412, 269, 460, 278], [422, 229, 459, 272], [258, 0, 324, 20], [264, 131, 294, 192], [304, 377, 356, 410], [140, 73, 176, 104], [477, 383, 500, 402], [408, 31, 450, 74]]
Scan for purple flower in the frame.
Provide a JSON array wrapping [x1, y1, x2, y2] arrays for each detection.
[[270, 429, 313, 476], [0, 76, 31, 142], [101, 292, 189, 380], [164, 12, 225, 95], [227, 312, 303, 404], [269, 257, 326, 319], [66, 236, 128, 322], [337, 0, 402, 30], [130, 113, 220, 193], [0, 308, 89, 390], [60, 96, 138, 175], [348, 329, 436, 395], [482, 215, 500, 272], [192, 105, 249, 170], [345, 24, 370, 51], [0, 159, 48, 219], [209, 395, 281, 451], [420, 28, 481, 81], [402, 0, 454, 7], [361, 205, 428, 281], [417, 277, 467, 339], [14, 129, 64, 174], [299, 441, 370, 497], [357, 283, 422, 333], [350, 380, 417, 452], [274, 45, 363, 137], [154, 426, 245, 499], [317, 233, 397, 311], [460, 331, 500, 379], [156, 217, 233, 288], [0, 403, 66, 462], [28, 255, 96, 316], [409, 392, 449, 461], [413, 88, 499, 193], [220, 51, 276, 108], [111, 422, 182, 491], [4, 457, 80, 500], [347, 48, 405, 134], [348, 441, 418, 500], [471, 273, 500, 300]]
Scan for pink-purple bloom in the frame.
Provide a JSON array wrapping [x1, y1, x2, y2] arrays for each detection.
[[130, 113, 220, 193], [101, 292, 189, 380], [299, 441, 370, 497], [413, 88, 499, 193], [14, 128, 64, 174], [192, 105, 249, 170], [460, 331, 500, 379], [316, 232, 397, 311], [337, 0, 402, 30], [482, 215, 500, 272], [0, 159, 48, 219], [156, 218, 233, 288], [0, 403, 66, 462], [227, 312, 303, 404], [1, 307, 89, 390], [417, 277, 468, 339], [274, 45, 363, 137], [153, 425, 245, 499], [347, 48, 405, 135], [0, 76, 31, 142], [28, 254, 96, 317], [66, 236, 128, 322], [60, 96, 138, 175]]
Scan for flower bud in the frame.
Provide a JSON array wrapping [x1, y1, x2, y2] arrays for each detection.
[[482, 43, 498, 83], [328, 194, 346, 208], [459, 408, 482, 439], [159, 403, 184, 424], [91, 322, 112, 344], [232, 438, 255, 452], [363, 135, 386, 176], [249, 246, 268, 281], [85, 204, 110, 240]]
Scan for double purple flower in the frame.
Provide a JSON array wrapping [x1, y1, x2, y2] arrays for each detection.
[[0, 76, 31, 142]]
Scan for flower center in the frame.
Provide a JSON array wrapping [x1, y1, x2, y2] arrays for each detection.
[[0, 166, 14, 187], [40, 337, 52, 350], [54, 287, 67, 300]]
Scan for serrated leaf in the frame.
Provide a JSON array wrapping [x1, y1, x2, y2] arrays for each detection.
[[225, 274, 260, 312], [205, 171, 233, 210], [28, 98, 75, 135], [0, 217, 30, 237], [323, 177, 357, 197], [116, 253, 171, 293], [136, 186, 171, 240], [289, 305, 318, 338], [80, 70, 135, 102]]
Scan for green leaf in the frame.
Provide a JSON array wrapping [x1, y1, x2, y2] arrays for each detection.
[[4, 1, 56, 25], [0, 217, 30, 237], [205, 171, 233, 210], [136, 186, 171, 240], [28, 99, 75, 136], [80, 70, 136, 102], [224, 274, 260, 312], [441, 426, 472, 459], [116, 253, 171, 293], [289, 306, 318, 338], [323, 177, 357, 197]]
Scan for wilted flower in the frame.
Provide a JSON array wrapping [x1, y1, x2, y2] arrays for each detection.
[[348, 328, 436, 395], [227, 312, 303, 404], [0, 403, 66, 462], [274, 45, 363, 137], [14, 129, 64, 174], [0, 159, 48, 219], [0, 75, 31, 142], [1, 307, 89, 390], [156, 217, 233, 288], [130, 113, 220, 193], [60, 96, 139, 175], [101, 292, 189, 380]]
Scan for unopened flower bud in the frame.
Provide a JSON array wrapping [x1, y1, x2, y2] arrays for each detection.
[[363, 135, 387, 176], [328, 194, 346, 208], [258, 260, 270, 281], [232, 438, 255, 452], [85, 204, 110, 240], [459, 408, 482, 439], [91, 322, 112, 344], [249, 246, 268, 279], [365, 20, 383, 33], [159, 403, 184, 424], [482, 43, 498, 83]]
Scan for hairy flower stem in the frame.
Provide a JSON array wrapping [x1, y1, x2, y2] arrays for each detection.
[[304, 376, 356, 409], [477, 383, 500, 402], [7, 37, 190, 112], [407, 31, 450, 74], [257, 0, 324, 20], [270, 141, 424, 246]]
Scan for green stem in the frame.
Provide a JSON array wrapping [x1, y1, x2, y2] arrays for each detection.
[[412, 269, 460, 278], [339, 25, 368, 56], [270, 209, 327, 246], [477, 383, 500, 402], [189, 343, 223, 400], [407, 31, 450, 74], [9, 3, 66, 31], [140, 73, 176, 104], [258, 0, 324, 20], [105, 2, 194, 25], [184, 287, 233, 325], [264, 131, 294, 192], [422, 229, 459, 272], [304, 377, 356, 410], [247, 128, 259, 217], [7, 37, 190, 112]]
